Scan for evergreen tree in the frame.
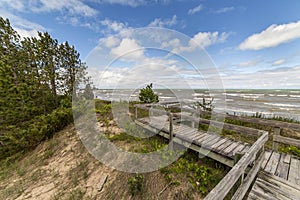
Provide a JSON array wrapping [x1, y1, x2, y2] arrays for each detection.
[[0, 17, 90, 129], [139, 83, 159, 103]]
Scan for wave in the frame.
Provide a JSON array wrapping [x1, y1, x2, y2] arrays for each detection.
[[264, 102, 299, 108]]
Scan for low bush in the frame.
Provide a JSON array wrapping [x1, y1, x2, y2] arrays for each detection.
[[0, 107, 73, 160], [128, 173, 144, 196]]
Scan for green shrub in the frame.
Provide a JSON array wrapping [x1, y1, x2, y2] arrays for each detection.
[[0, 107, 73, 160], [128, 173, 144, 196]]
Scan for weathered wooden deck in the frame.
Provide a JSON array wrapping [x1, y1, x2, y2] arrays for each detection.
[[134, 103, 300, 199], [248, 171, 300, 200], [136, 116, 251, 167], [246, 151, 300, 200], [262, 151, 300, 184]]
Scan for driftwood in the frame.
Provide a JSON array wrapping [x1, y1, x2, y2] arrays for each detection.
[[157, 182, 172, 196], [98, 174, 108, 192]]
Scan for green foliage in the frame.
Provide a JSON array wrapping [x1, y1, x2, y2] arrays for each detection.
[[279, 146, 300, 157], [160, 153, 227, 196], [0, 17, 91, 158], [139, 83, 159, 103], [95, 100, 113, 121], [83, 83, 94, 100], [0, 107, 73, 160], [128, 173, 144, 196], [0, 17, 89, 129]]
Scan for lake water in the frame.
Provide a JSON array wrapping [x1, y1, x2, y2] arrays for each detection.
[[94, 89, 300, 121]]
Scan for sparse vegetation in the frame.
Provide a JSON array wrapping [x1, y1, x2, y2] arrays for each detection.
[[128, 173, 144, 196], [279, 145, 300, 157], [160, 151, 228, 197], [193, 98, 214, 112]]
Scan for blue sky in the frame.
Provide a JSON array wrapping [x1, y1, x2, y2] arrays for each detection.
[[1, 0, 300, 89]]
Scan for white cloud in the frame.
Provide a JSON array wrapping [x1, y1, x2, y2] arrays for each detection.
[[99, 0, 147, 7], [0, 9, 46, 38], [238, 59, 263, 67], [88, 60, 205, 89], [100, 36, 120, 48], [13, 28, 39, 38], [148, 15, 177, 28], [215, 7, 234, 14], [31, 0, 98, 17], [162, 31, 230, 53], [0, 0, 24, 11], [0, 0, 98, 17], [239, 20, 300, 50], [110, 38, 144, 60], [188, 4, 202, 15], [100, 19, 127, 32], [221, 65, 300, 89], [87, 28, 228, 89], [272, 58, 286, 66], [192, 32, 229, 48]]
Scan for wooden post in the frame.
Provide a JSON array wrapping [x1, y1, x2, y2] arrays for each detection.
[[234, 152, 244, 185], [191, 112, 195, 128], [273, 127, 281, 152], [169, 113, 173, 150], [135, 106, 138, 119]]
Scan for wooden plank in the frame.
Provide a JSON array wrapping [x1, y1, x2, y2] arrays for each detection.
[[247, 191, 262, 200], [172, 137, 234, 167], [261, 150, 272, 169], [215, 139, 234, 153], [248, 172, 300, 200], [176, 132, 201, 145], [251, 179, 291, 200], [205, 136, 223, 148], [201, 135, 221, 149], [175, 128, 196, 137], [241, 145, 250, 155], [181, 131, 200, 142], [175, 125, 193, 133], [272, 127, 281, 151], [288, 157, 300, 186], [204, 131, 268, 200], [176, 113, 261, 137], [210, 138, 228, 150], [192, 132, 207, 141], [197, 134, 216, 144], [275, 153, 291, 180], [202, 134, 220, 145], [229, 143, 246, 158], [232, 151, 265, 200], [264, 152, 280, 174], [222, 142, 240, 156], [273, 135, 300, 148]]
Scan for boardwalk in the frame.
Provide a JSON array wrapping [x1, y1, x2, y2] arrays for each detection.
[[134, 103, 300, 199], [247, 151, 300, 200], [136, 116, 251, 167], [248, 171, 300, 200]]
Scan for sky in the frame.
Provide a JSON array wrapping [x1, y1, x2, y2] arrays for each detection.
[[1, 0, 300, 89]]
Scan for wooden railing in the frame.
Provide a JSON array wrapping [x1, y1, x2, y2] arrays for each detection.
[[204, 130, 268, 200], [134, 103, 262, 137], [273, 127, 300, 151], [134, 103, 269, 199], [164, 101, 300, 131], [134, 102, 300, 199]]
